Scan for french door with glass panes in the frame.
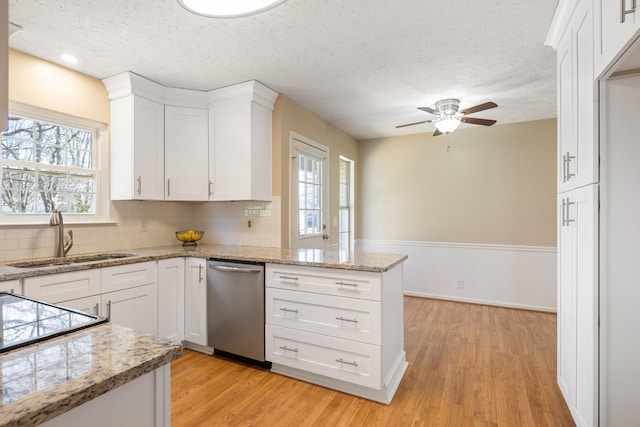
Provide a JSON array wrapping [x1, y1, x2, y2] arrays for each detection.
[[290, 134, 329, 249]]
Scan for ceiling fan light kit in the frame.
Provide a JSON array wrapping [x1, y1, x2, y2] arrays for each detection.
[[178, 0, 287, 18], [397, 98, 498, 136]]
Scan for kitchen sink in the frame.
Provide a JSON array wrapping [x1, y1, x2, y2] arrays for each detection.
[[8, 253, 138, 268]]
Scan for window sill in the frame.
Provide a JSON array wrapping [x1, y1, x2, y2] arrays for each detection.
[[0, 220, 119, 228]]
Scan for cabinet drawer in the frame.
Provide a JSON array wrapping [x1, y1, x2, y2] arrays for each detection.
[[266, 288, 381, 345], [266, 264, 381, 301], [266, 325, 381, 389], [101, 261, 157, 293], [23, 270, 100, 303], [0, 279, 22, 295]]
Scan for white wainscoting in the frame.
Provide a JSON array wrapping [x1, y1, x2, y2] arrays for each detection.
[[357, 240, 557, 312]]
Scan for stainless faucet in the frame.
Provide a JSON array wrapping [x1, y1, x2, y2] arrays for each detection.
[[49, 210, 73, 257]]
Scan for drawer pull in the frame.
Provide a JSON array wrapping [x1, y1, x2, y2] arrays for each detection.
[[280, 307, 299, 314], [621, 0, 637, 23], [279, 345, 299, 353], [279, 275, 299, 282], [336, 358, 358, 367], [336, 281, 359, 288], [336, 316, 359, 324]]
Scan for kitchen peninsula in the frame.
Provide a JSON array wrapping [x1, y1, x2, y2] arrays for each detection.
[[0, 245, 408, 407]]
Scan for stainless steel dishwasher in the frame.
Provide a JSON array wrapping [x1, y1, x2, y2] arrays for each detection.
[[207, 258, 266, 363]]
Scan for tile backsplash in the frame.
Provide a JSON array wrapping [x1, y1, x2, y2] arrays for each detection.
[[0, 197, 282, 262]]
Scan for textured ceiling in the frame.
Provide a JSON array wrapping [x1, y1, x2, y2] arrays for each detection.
[[8, 0, 559, 140]]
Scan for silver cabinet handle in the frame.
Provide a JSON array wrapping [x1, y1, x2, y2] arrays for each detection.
[[210, 265, 262, 273], [336, 281, 358, 288], [279, 345, 298, 353], [9, 288, 14, 294], [565, 152, 575, 181], [336, 358, 358, 367], [106, 300, 112, 320], [280, 307, 299, 314], [167, 179, 171, 196], [136, 176, 142, 195], [199, 264, 204, 282], [562, 197, 575, 227], [279, 275, 299, 282], [336, 316, 359, 324], [622, 0, 637, 22], [208, 180, 213, 197], [94, 303, 99, 316], [562, 153, 567, 183]]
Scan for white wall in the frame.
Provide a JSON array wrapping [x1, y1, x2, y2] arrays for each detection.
[[358, 239, 557, 312]]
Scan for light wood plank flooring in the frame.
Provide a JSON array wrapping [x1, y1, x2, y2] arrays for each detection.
[[171, 297, 575, 426]]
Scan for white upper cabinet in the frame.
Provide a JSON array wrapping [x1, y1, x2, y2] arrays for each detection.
[[594, 0, 640, 77], [553, 0, 598, 192], [103, 72, 278, 202], [109, 95, 165, 200], [208, 81, 278, 201], [165, 106, 209, 201]]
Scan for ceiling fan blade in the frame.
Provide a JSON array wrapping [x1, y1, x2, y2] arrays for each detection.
[[461, 117, 497, 126], [418, 106, 436, 115], [460, 101, 497, 115], [396, 120, 429, 128], [433, 129, 443, 137]]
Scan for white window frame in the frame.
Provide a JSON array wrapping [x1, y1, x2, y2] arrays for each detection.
[[339, 156, 355, 252], [0, 101, 111, 225]]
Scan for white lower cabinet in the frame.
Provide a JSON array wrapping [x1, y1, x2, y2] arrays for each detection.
[[184, 258, 207, 347], [157, 258, 185, 341], [102, 284, 158, 335], [23, 270, 101, 302], [265, 263, 407, 404], [58, 295, 101, 316], [0, 279, 22, 295]]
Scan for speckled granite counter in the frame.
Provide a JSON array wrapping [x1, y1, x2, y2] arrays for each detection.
[[0, 245, 408, 282], [0, 323, 182, 427]]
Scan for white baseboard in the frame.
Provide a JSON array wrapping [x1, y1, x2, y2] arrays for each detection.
[[357, 239, 557, 312]]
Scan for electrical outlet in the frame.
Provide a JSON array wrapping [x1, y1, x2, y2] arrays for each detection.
[[247, 220, 252, 229], [140, 219, 148, 232], [457, 278, 464, 289]]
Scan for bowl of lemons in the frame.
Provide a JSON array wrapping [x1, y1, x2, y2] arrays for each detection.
[[176, 230, 204, 246]]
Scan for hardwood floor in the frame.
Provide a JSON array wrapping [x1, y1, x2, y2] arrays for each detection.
[[171, 297, 575, 426]]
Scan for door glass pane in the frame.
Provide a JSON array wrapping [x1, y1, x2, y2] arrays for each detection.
[[298, 153, 323, 237]]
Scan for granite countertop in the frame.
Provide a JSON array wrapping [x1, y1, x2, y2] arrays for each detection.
[[0, 245, 408, 281], [0, 323, 182, 427]]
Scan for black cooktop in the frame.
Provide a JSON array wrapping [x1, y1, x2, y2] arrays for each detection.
[[0, 292, 107, 354]]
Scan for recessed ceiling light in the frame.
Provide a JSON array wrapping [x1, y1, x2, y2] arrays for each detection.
[[178, 0, 287, 18], [60, 54, 78, 63]]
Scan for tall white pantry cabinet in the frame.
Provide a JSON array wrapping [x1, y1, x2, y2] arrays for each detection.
[[547, 0, 640, 425]]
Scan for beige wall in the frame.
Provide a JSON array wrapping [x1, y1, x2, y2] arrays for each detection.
[[357, 119, 557, 247], [272, 95, 359, 248], [8, 49, 109, 123]]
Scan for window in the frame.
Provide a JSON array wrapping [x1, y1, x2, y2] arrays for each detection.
[[298, 153, 323, 237], [0, 103, 108, 223], [339, 156, 354, 251]]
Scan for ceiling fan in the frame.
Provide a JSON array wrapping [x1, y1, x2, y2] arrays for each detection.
[[396, 98, 498, 136]]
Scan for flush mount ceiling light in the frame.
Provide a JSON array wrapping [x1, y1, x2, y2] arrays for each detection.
[[178, 0, 288, 18]]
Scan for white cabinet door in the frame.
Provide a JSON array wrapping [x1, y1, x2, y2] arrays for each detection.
[[184, 258, 207, 346], [0, 280, 21, 295], [101, 261, 157, 294], [57, 295, 101, 316], [595, 0, 640, 76], [557, 184, 598, 427], [557, 0, 598, 192], [165, 106, 209, 201], [0, 1, 7, 133], [102, 284, 158, 335], [110, 95, 165, 200], [23, 270, 101, 303], [209, 102, 272, 201], [157, 258, 185, 341]]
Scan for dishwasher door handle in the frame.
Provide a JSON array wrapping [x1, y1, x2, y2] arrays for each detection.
[[209, 264, 263, 274]]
